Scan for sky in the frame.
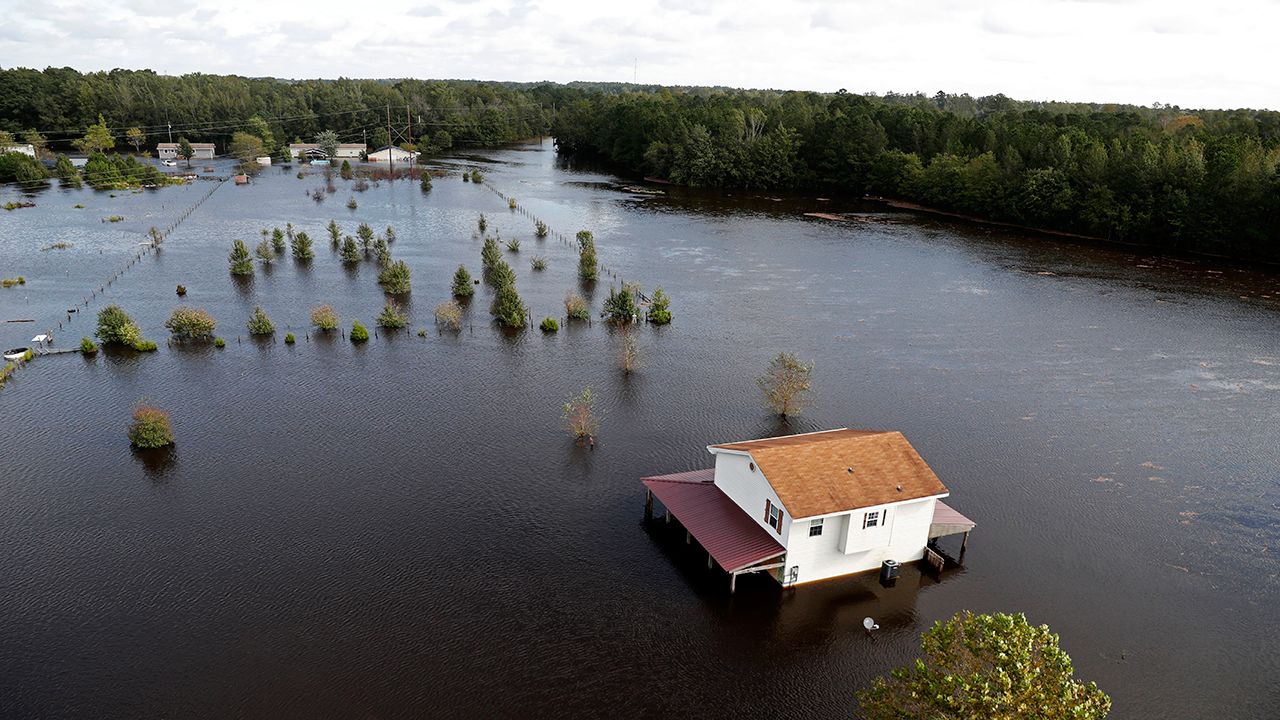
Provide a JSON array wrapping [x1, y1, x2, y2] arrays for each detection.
[[1, 0, 1276, 110]]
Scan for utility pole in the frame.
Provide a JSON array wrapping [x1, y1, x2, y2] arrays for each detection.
[[167, 121, 172, 144], [406, 105, 413, 166], [386, 104, 393, 175]]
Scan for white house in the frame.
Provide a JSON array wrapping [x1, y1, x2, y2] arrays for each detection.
[[157, 142, 215, 160], [1, 143, 36, 157], [366, 145, 415, 164], [642, 428, 974, 590], [288, 143, 366, 160]]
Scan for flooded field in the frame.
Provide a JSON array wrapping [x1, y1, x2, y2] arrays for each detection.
[[1, 140, 1278, 718]]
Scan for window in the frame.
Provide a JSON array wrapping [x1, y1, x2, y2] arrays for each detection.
[[809, 518, 824, 537], [768, 504, 782, 531], [863, 510, 880, 529]]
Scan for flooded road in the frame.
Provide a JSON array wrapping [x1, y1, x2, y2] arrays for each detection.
[[1, 140, 1277, 718]]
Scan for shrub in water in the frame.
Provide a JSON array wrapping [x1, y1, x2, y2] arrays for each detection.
[[214, 337, 226, 348], [96, 304, 143, 346], [489, 283, 528, 328], [350, 320, 369, 342], [540, 316, 558, 332], [420, 173, 432, 191], [247, 306, 274, 335], [562, 386, 599, 442], [346, 197, 357, 209], [648, 286, 672, 324], [310, 304, 339, 331], [128, 403, 174, 449], [132, 339, 158, 352], [176, 284, 187, 296], [531, 256, 547, 271], [506, 238, 521, 253], [80, 337, 98, 354], [164, 306, 217, 341], [327, 219, 341, 248], [564, 292, 589, 320], [452, 265, 475, 298], [462, 170, 471, 182], [378, 259, 412, 294], [477, 213, 487, 233], [434, 300, 463, 331], [377, 301, 408, 328], [229, 239, 254, 275], [535, 219, 548, 238], [508, 198, 517, 210], [604, 285, 638, 324], [255, 239, 275, 264], [471, 169, 484, 183], [285, 332, 296, 344], [271, 228, 286, 255]]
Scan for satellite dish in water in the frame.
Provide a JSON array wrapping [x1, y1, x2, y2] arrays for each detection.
[[863, 617, 880, 632]]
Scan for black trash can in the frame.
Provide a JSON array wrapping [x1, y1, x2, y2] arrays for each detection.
[[880, 559, 900, 582]]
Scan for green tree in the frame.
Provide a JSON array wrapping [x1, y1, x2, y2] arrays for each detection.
[[229, 239, 254, 275], [757, 352, 814, 418], [857, 611, 1111, 720], [177, 137, 194, 168], [291, 231, 314, 261], [255, 238, 275, 264], [577, 230, 598, 280], [486, 259, 515, 289], [315, 130, 340, 160], [327, 219, 341, 248], [164, 306, 217, 340], [95, 305, 142, 346], [128, 403, 174, 449], [340, 236, 360, 264], [247, 306, 274, 335], [340, 159, 352, 180], [350, 320, 369, 342], [271, 227, 286, 255], [564, 292, 589, 320], [74, 114, 114, 155], [376, 300, 408, 328], [54, 154, 81, 187], [562, 386, 599, 442], [604, 285, 638, 323], [481, 235, 503, 269], [489, 282, 528, 328], [245, 114, 275, 150], [452, 265, 475, 297], [647, 286, 672, 324], [229, 131, 265, 168], [126, 127, 145, 154], [378, 259, 412, 294]]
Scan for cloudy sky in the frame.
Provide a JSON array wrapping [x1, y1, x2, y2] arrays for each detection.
[[2, 0, 1276, 109]]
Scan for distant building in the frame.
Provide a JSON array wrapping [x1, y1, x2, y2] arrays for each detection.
[[1, 143, 36, 157], [366, 146, 416, 164], [157, 142, 215, 160], [288, 143, 365, 160], [642, 428, 975, 590]]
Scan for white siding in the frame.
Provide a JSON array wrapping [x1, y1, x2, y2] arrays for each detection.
[[783, 497, 941, 585], [710, 451, 791, 550]]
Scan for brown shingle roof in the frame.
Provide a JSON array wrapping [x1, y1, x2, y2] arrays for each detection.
[[710, 429, 948, 518]]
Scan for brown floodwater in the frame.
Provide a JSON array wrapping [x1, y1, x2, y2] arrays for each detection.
[[0, 139, 1277, 718]]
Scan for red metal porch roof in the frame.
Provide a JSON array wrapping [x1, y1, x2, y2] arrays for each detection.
[[642, 469, 786, 573]]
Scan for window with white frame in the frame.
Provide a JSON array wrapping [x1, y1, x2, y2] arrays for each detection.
[[768, 503, 782, 530], [809, 518, 824, 537], [863, 510, 880, 529]]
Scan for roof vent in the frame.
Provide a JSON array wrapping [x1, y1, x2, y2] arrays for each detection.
[[896, 484, 903, 492], [846, 467, 854, 474]]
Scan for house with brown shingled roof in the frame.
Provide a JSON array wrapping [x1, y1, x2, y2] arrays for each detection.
[[642, 428, 974, 589]]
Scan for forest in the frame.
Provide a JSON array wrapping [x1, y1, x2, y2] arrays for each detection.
[[1, 67, 1278, 262]]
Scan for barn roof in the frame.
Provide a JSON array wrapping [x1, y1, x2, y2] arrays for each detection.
[[709, 429, 948, 519]]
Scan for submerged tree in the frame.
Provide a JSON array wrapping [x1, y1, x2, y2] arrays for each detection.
[[327, 219, 341, 249], [434, 300, 463, 331], [452, 265, 475, 298], [757, 352, 814, 418], [128, 402, 174, 449], [481, 235, 503, 269], [857, 611, 1111, 720], [618, 326, 640, 375], [340, 236, 360, 264], [95, 305, 143, 347], [310, 304, 339, 331], [378, 259, 412, 294], [647, 286, 672, 324], [255, 238, 275, 264], [315, 130, 340, 160], [564, 292, 589, 320], [577, 230, 598, 281], [562, 386, 599, 444], [271, 227, 286, 255], [229, 239, 254, 275], [477, 213, 487, 233], [177, 137, 194, 168], [604, 285, 638, 324], [490, 282, 528, 328], [247, 306, 274, 335], [291, 230, 314, 261], [164, 306, 217, 341], [535, 219, 548, 238], [376, 300, 408, 328]]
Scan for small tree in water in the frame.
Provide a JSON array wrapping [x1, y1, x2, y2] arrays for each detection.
[[490, 282, 528, 328], [757, 352, 814, 418], [229, 239, 254, 275], [327, 219, 341, 249], [452, 265, 475, 298], [434, 300, 463, 331], [255, 238, 275, 264], [291, 231, 314, 261], [271, 227, 286, 255], [164, 306, 217, 341], [477, 213, 487, 233], [376, 301, 408, 328], [378, 259, 411, 294], [340, 236, 360, 264], [857, 611, 1111, 720], [562, 386, 599, 445], [247, 306, 274, 335], [310, 304, 339, 331], [647, 286, 672, 325], [604, 285, 638, 324], [128, 402, 174, 449]]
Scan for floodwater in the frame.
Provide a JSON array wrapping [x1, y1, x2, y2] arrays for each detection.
[[1, 140, 1277, 719]]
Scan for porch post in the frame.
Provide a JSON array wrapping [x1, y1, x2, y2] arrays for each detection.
[[644, 489, 653, 520], [960, 531, 969, 559], [730, 572, 737, 594]]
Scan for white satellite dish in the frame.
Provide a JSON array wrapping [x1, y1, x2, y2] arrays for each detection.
[[863, 617, 880, 632]]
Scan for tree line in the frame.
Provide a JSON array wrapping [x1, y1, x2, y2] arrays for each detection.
[[550, 89, 1280, 263]]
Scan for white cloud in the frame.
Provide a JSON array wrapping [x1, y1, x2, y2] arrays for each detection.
[[0, 0, 1274, 109]]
